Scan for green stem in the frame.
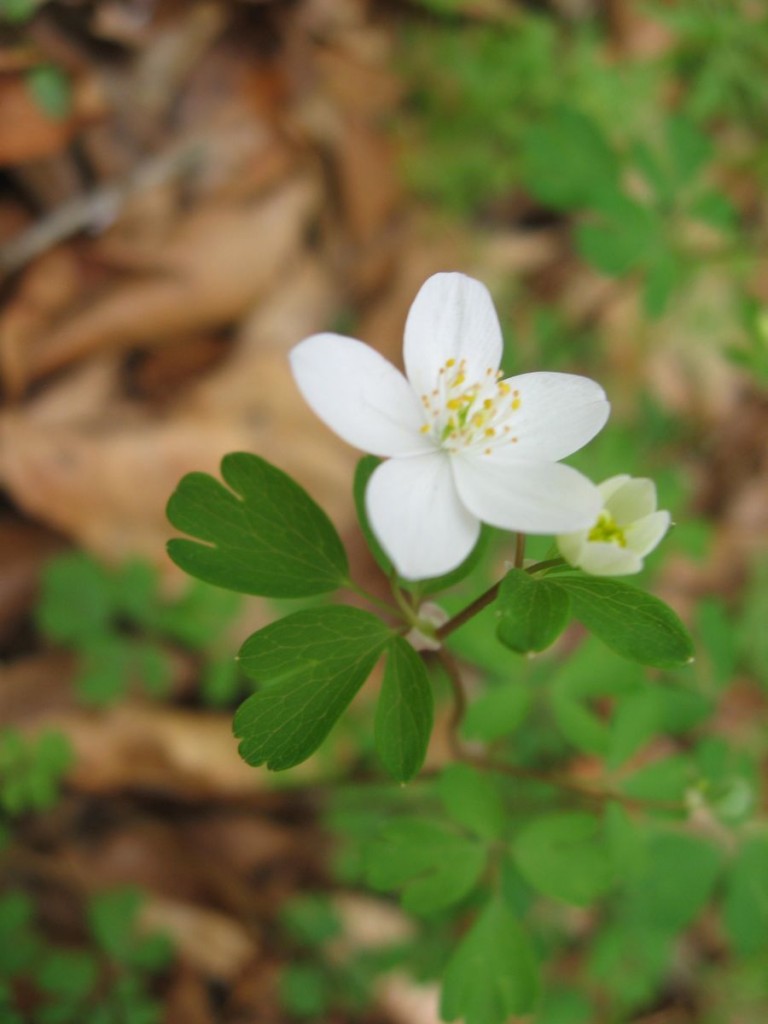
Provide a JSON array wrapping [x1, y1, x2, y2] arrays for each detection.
[[345, 579, 400, 618], [389, 576, 418, 626]]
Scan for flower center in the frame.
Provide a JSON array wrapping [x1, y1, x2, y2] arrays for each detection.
[[419, 358, 521, 454], [588, 511, 627, 547]]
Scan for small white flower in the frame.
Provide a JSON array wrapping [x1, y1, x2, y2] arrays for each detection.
[[557, 475, 671, 576], [290, 272, 609, 580]]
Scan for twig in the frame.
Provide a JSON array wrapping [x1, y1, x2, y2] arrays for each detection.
[[0, 141, 204, 277]]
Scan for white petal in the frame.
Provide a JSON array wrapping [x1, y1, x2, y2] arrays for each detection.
[[596, 475, 632, 502], [556, 528, 588, 567], [625, 510, 671, 556], [605, 477, 657, 525], [366, 453, 480, 580], [403, 273, 503, 398], [495, 372, 610, 461], [453, 453, 602, 534], [290, 334, 432, 457], [577, 543, 644, 576]]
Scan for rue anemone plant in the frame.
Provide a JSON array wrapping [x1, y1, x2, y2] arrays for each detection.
[[167, 272, 697, 1024]]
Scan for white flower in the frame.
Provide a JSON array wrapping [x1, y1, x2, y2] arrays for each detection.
[[557, 475, 671, 576], [290, 272, 610, 580]]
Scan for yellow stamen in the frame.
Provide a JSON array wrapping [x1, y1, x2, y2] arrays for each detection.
[[588, 511, 627, 547]]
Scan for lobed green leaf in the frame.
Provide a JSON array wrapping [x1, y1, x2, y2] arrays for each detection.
[[366, 819, 486, 915], [441, 894, 539, 1024], [436, 764, 506, 841], [167, 453, 348, 597], [513, 812, 615, 906], [235, 606, 391, 770]]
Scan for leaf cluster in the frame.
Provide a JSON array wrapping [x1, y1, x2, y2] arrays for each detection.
[[0, 729, 72, 820], [37, 552, 241, 707], [520, 107, 738, 316], [0, 887, 170, 1024]]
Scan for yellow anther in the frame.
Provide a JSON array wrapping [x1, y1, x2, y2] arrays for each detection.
[[446, 358, 456, 368], [483, 398, 494, 410], [499, 382, 511, 395], [420, 424, 430, 434], [512, 397, 521, 410], [484, 427, 496, 437]]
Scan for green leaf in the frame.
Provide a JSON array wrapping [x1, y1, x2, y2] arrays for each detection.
[[0, 891, 38, 975], [156, 580, 240, 649], [38, 951, 97, 1000], [366, 819, 486, 915], [608, 686, 710, 769], [201, 656, 241, 707], [88, 888, 143, 960], [280, 963, 331, 1017], [436, 763, 506, 841], [462, 681, 532, 743], [623, 830, 720, 931], [551, 639, 642, 756], [607, 689, 662, 768], [576, 194, 657, 275], [643, 248, 685, 318], [603, 802, 647, 883], [132, 641, 172, 698], [77, 637, 132, 706], [696, 597, 737, 688], [280, 895, 341, 946], [234, 606, 391, 770], [690, 189, 737, 231], [0, 0, 41, 24], [26, 65, 72, 119], [441, 895, 539, 1024], [496, 569, 570, 653], [722, 837, 768, 955], [665, 113, 712, 184], [375, 637, 433, 782], [556, 576, 694, 668], [521, 107, 619, 210], [167, 453, 349, 597], [620, 754, 691, 806], [534, 990, 593, 1024], [37, 553, 113, 645], [513, 812, 615, 906], [587, 923, 673, 1013], [109, 560, 159, 625]]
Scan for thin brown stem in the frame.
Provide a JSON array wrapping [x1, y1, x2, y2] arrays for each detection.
[[435, 581, 502, 641], [514, 532, 526, 569]]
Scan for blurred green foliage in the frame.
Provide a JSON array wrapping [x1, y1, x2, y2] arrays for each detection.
[[0, 886, 171, 1024], [37, 552, 242, 707]]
